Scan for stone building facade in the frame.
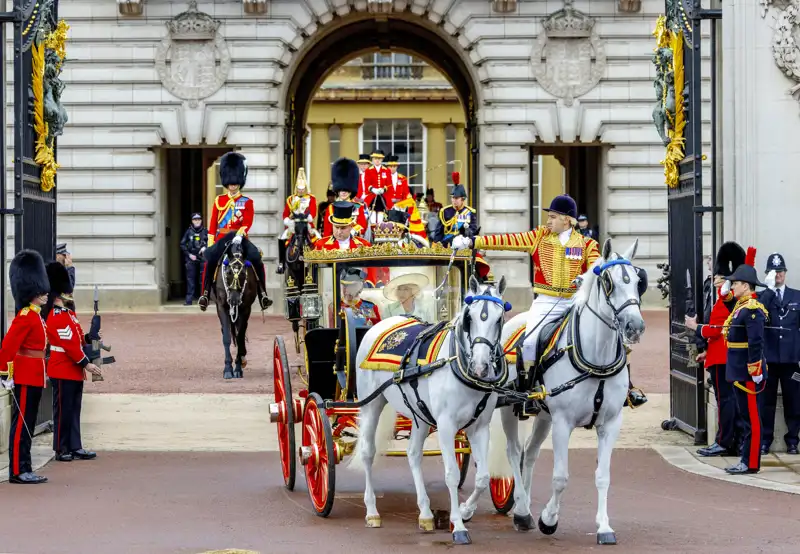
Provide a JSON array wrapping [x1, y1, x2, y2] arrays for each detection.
[[43, 0, 670, 309]]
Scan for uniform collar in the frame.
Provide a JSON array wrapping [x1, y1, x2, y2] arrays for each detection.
[[27, 303, 41, 313], [227, 191, 242, 200]]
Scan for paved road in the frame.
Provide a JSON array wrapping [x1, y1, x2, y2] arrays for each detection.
[[0, 450, 795, 554]]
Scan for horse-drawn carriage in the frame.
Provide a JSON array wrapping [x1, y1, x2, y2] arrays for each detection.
[[270, 242, 515, 519]]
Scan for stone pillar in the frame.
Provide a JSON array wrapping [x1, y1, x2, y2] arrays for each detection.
[[340, 123, 360, 160], [426, 123, 447, 201], [309, 124, 330, 199]]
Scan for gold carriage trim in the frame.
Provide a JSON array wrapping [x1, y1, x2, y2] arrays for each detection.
[[303, 242, 473, 263]]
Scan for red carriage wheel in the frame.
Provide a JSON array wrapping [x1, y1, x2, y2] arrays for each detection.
[[300, 392, 336, 517], [271, 336, 297, 491], [454, 436, 471, 489], [490, 477, 515, 514]]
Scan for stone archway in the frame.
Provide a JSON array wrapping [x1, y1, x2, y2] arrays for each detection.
[[278, 8, 484, 207]]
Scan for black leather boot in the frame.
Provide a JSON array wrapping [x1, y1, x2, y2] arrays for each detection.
[[255, 262, 273, 310], [198, 261, 213, 311]]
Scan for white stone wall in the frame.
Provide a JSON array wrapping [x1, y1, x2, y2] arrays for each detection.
[[3, 0, 704, 307]]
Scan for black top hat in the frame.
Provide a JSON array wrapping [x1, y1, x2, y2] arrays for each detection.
[[725, 264, 766, 288], [387, 209, 409, 226], [329, 201, 355, 226], [714, 242, 746, 277], [543, 195, 578, 219], [340, 267, 367, 284], [357, 153, 371, 164], [451, 184, 467, 199], [10, 249, 49, 311], [56, 242, 69, 255], [46, 261, 73, 297], [426, 188, 435, 196], [219, 152, 248, 188], [331, 157, 359, 196], [384, 154, 399, 165], [765, 252, 787, 273]]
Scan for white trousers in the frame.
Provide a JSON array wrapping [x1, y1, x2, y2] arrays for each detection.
[[521, 296, 573, 364]]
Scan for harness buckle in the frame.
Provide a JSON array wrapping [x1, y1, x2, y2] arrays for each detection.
[[393, 369, 404, 384]]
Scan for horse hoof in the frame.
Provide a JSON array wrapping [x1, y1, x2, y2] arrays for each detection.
[[418, 517, 434, 533], [233, 370, 243, 379], [223, 370, 234, 380], [513, 514, 534, 532], [452, 530, 472, 545], [538, 516, 558, 535], [433, 510, 450, 530], [365, 515, 381, 528], [240, 358, 247, 369], [597, 532, 617, 545]]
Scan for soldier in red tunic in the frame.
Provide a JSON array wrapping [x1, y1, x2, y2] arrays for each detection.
[[43, 262, 102, 463], [363, 149, 393, 222], [0, 250, 50, 484], [357, 153, 371, 201], [199, 152, 272, 311]]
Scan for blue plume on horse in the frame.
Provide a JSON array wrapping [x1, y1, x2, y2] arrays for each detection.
[[245, 261, 251, 267], [219, 152, 248, 187], [223, 259, 229, 266], [593, 259, 631, 275], [465, 294, 512, 312]]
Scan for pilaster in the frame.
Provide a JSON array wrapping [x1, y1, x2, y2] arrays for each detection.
[[340, 123, 360, 161], [426, 123, 447, 200], [309, 124, 331, 198]]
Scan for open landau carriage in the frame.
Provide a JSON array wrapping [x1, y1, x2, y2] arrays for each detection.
[[270, 242, 514, 517]]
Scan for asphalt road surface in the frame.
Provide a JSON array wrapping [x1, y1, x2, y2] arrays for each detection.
[[0, 449, 794, 554]]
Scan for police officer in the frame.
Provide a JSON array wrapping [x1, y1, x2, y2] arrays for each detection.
[[721, 263, 769, 475], [576, 215, 598, 240], [758, 253, 800, 454], [180, 213, 208, 306]]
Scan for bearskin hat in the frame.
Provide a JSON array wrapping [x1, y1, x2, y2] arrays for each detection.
[[713, 242, 746, 277], [331, 157, 359, 196], [9, 249, 49, 312], [219, 152, 248, 188], [46, 261, 73, 297]]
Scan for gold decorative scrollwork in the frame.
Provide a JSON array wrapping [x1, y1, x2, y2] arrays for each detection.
[[652, 15, 685, 189], [303, 242, 473, 263]]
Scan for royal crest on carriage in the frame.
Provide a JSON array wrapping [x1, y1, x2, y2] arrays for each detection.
[[155, 1, 231, 108]]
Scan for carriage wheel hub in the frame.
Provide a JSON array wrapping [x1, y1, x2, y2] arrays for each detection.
[[299, 445, 316, 466], [269, 402, 285, 424]]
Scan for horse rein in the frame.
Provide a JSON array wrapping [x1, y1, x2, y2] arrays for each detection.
[[463, 294, 512, 370], [222, 248, 249, 322], [583, 258, 640, 332]]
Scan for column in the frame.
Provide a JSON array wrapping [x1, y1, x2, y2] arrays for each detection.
[[340, 123, 360, 160], [455, 123, 468, 202], [426, 123, 447, 202], [309, 124, 330, 199]]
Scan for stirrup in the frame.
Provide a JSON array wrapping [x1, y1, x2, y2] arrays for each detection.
[[198, 295, 209, 311], [259, 294, 273, 310], [276, 263, 285, 275], [626, 386, 648, 409]]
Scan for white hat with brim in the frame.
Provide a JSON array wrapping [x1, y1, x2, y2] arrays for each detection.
[[383, 273, 430, 301]]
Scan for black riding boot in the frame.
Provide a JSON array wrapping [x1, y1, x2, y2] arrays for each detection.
[[254, 261, 273, 310], [627, 370, 648, 408], [198, 261, 214, 311], [276, 239, 286, 274]]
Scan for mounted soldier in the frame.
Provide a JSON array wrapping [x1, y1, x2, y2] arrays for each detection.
[[277, 168, 319, 275], [198, 152, 272, 312], [322, 158, 369, 238]]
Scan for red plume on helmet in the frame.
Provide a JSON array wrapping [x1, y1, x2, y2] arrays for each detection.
[[745, 246, 756, 268], [451, 171, 460, 185]]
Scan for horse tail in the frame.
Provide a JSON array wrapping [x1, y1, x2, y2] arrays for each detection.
[[347, 402, 396, 473], [488, 409, 513, 478]]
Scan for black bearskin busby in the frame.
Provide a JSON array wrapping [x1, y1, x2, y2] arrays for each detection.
[[42, 262, 74, 320], [9, 249, 49, 313], [331, 157, 359, 196], [714, 242, 746, 277], [219, 152, 248, 188]]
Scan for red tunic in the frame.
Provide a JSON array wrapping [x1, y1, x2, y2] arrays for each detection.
[[281, 194, 318, 223], [46, 307, 90, 382], [698, 289, 735, 368], [208, 192, 254, 245], [322, 201, 368, 237], [388, 173, 411, 205], [0, 305, 48, 387], [364, 165, 394, 209], [314, 236, 372, 251], [358, 172, 368, 201]]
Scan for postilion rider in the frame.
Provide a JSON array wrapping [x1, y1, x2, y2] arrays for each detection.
[[277, 167, 320, 275], [44, 261, 101, 463], [198, 152, 272, 312], [0, 250, 51, 484], [685, 242, 753, 457], [720, 262, 770, 475], [452, 194, 647, 407]]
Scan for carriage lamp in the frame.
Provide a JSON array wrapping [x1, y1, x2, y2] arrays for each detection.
[[417, 196, 429, 226], [300, 292, 322, 320], [284, 276, 301, 322]]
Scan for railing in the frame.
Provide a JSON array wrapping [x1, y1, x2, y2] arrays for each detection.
[[361, 63, 425, 81]]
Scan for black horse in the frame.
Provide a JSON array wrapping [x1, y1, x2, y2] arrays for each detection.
[[284, 214, 314, 287], [214, 239, 258, 379]]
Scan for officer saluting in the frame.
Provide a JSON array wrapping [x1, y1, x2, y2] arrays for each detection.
[[758, 252, 800, 455], [722, 263, 769, 474]]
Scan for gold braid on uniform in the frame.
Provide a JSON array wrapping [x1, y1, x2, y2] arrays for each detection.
[[722, 296, 769, 342]]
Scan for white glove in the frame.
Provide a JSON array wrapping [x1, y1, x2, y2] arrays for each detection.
[[307, 215, 313, 223], [283, 217, 293, 228], [232, 234, 243, 245], [572, 276, 584, 289], [721, 280, 731, 296], [452, 235, 472, 250], [371, 187, 385, 195], [752, 374, 764, 384], [766, 270, 777, 290], [1, 378, 13, 390]]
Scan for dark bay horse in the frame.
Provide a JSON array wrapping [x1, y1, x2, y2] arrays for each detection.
[[214, 239, 258, 379]]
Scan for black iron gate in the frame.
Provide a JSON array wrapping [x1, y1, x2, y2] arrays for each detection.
[[657, 1, 721, 444], [1, 0, 62, 433]]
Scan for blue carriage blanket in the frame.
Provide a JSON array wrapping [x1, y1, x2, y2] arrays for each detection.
[[361, 318, 450, 371]]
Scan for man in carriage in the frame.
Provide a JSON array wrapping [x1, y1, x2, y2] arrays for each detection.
[[322, 158, 369, 238], [339, 267, 381, 327], [452, 194, 647, 407], [198, 152, 272, 312], [276, 167, 320, 275]]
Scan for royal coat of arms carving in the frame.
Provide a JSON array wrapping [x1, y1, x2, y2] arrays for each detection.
[[531, 3, 606, 106], [155, 1, 231, 108]]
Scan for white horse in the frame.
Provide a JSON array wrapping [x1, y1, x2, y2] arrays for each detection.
[[492, 238, 645, 546], [349, 275, 511, 545]]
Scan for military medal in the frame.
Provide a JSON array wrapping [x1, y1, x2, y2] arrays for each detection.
[[565, 247, 583, 260]]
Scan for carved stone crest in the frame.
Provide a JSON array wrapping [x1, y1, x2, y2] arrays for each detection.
[[531, 2, 606, 106], [155, 1, 231, 108], [761, 1, 800, 106]]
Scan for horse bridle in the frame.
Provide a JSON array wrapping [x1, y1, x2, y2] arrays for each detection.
[[222, 247, 250, 322], [463, 294, 513, 368], [583, 259, 641, 331]]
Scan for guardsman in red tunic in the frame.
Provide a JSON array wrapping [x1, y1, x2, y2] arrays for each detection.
[[357, 153, 371, 201], [364, 149, 393, 222], [199, 152, 272, 311], [277, 167, 319, 274], [0, 250, 50, 484], [385, 154, 427, 240], [322, 158, 369, 237], [43, 262, 102, 463]]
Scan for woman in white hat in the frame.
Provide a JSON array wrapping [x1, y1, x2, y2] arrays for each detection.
[[384, 273, 434, 322]]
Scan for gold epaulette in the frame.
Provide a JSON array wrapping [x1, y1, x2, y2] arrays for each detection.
[[743, 298, 769, 320], [20, 307, 30, 316]]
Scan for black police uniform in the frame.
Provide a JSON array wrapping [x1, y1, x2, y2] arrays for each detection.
[[757, 252, 800, 454], [723, 265, 769, 474], [180, 216, 208, 305]]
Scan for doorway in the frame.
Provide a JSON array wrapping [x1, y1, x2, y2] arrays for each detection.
[[162, 147, 229, 302]]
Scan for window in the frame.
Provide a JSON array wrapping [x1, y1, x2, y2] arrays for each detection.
[[445, 124, 457, 197], [361, 52, 425, 80], [328, 125, 341, 166], [530, 154, 542, 228], [304, 126, 312, 184], [361, 119, 425, 197]]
